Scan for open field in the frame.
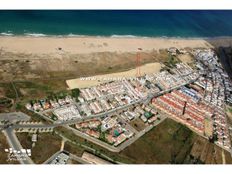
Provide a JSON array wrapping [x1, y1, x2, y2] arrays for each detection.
[[119, 118, 196, 164], [16, 132, 62, 164], [0, 97, 13, 113], [0, 133, 10, 164], [0, 133, 19, 164], [186, 135, 232, 164], [13, 80, 68, 101], [129, 118, 147, 132], [66, 62, 161, 89], [64, 141, 85, 157], [119, 118, 232, 164], [0, 79, 68, 117], [0, 80, 68, 119], [0, 81, 66, 100], [0, 49, 167, 82]]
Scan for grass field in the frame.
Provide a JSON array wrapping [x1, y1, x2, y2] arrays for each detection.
[[119, 118, 195, 164], [64, 141, 85, 157], [119, 118, 232, 164], [13, 80, 68, 103], [0, 97, 13, 113], [0, 79, 68, 114], [0, 83, 17, 99]]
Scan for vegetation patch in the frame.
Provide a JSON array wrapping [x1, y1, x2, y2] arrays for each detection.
[[129, 118, 146, 132]]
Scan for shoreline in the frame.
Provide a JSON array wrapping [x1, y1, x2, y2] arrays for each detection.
[[1, 34, 232, 40]]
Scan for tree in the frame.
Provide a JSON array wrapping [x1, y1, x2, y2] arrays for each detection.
[[209, 133, 218, 143], [71, 88, 80, 99], [16, 103, 23, 110]]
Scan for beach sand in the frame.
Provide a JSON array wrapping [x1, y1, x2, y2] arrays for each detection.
[[0, 36, 212, 55], [66, 62, 162, 89]]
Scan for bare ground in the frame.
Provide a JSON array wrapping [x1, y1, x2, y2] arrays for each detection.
[[0, 50, 168, 82]]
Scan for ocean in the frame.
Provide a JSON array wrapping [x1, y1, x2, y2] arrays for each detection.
[[0, 10, 232, 38]]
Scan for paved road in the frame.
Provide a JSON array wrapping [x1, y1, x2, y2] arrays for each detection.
[[43, 150, 62, 164], [3, 128, 34, 164], [117, 114, 139, 134], [13, 124, 56, 129]]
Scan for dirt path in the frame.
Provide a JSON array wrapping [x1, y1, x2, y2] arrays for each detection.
[[10, 81, 19, 110], [60, 139, 66, 151], [222, 149, 226, 164]]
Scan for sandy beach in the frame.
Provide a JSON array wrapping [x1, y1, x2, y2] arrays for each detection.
[[0, 36, 212, 55], [66, 62, 162, 89]]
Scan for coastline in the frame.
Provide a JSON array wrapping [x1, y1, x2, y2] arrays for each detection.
[[2, 33, 232, 40]]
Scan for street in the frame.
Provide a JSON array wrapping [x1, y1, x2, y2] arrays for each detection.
[[3, 128, 34, 164]]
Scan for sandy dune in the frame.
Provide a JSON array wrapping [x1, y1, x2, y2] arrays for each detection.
[[66, 62, 161, 89]]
